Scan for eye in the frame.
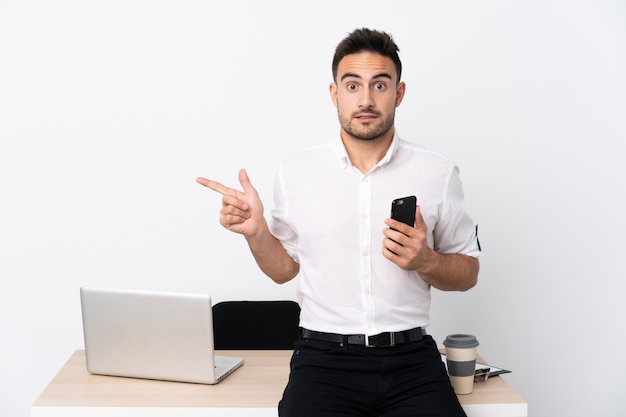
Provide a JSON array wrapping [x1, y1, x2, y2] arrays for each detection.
[[347, 82, 358, 91], [374, 82, 386, 90]]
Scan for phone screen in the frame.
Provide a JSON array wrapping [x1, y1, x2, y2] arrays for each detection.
[[391, 196, 417, 227]]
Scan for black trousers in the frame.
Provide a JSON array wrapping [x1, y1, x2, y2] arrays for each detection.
[[278, 334, 467, 417]]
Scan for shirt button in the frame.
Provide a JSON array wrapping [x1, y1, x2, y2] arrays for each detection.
[[362, 250, 369, 257]]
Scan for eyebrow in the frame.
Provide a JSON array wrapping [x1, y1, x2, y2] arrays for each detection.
[[340, 72, 393, 82]]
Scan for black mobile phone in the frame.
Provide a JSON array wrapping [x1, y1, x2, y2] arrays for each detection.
[[391, 196, 417, 227]]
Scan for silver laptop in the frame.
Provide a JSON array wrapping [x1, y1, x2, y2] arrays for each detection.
[[80, 286, 243, 384]]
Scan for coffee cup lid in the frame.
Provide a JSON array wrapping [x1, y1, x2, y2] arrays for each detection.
[[443, 334, 479, 348]]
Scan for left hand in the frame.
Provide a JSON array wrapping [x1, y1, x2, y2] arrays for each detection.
[[382, 205, 432, 271]]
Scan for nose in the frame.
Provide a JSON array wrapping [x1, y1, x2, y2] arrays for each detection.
[[358, 89, 375, 109]]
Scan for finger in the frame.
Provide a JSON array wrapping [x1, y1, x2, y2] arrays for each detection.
[[385, 217, 411, 235], [384, 234, 402, 252], [196, 177, 236, 196], [221, 207, 250, 224], [238, 169, 257, 194], [382, 236, 405, 260], [384, 226, 406, 246], [414, 205, 427, 231], [222, 192, 249, 212]]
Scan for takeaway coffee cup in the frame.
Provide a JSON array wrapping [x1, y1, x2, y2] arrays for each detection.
[[443, 334, 479, 394]]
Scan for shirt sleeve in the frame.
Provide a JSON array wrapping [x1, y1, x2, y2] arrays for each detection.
[[433, 164, 481, 258], [268, 163, 300, 263]]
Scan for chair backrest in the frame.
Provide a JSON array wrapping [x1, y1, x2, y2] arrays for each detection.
[[212, 300, 301, 350]]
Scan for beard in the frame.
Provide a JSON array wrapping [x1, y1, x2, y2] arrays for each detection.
[[338, 109, 395, 141]]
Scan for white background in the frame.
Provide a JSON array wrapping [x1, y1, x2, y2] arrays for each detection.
[[1, 1, 625, 416]]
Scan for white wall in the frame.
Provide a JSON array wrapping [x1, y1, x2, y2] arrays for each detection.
[[1, 1, 625, 416]]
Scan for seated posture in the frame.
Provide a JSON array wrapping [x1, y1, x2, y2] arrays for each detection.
[[198, 27, 481, 417]]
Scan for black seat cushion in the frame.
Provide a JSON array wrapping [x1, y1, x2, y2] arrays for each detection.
[[212, 300, 301, 350]]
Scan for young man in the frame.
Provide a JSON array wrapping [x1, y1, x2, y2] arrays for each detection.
[[197, 28, 480, 417]]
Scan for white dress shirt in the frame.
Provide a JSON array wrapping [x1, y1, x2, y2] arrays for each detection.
[[269, 132, 481, 335]]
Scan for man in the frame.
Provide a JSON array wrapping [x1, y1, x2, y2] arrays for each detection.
[[197, 28, 480, 417]]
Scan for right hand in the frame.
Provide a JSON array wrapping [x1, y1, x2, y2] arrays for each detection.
[[196, 169, 265, 238]]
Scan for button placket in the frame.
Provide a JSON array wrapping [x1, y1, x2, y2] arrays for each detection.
[[359, 173, 375, 328]]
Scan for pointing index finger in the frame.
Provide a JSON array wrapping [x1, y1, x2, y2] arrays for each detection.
[[196, 177, 235, 196]]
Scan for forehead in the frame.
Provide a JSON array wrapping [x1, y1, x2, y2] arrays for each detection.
[[336, 51, 397, 81]]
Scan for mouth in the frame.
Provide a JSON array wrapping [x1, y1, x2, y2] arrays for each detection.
[[355, 112, 379, 123]]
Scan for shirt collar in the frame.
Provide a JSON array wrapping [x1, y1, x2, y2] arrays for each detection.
[[331, 131, 401, 171]]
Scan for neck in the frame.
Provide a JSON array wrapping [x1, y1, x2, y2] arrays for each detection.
[[340, 128, 395, 173]]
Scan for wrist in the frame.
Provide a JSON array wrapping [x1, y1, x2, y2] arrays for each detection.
[[415, 247, 440, 277], [244, 218, 270, 245]]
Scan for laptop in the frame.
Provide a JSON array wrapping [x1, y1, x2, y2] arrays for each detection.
[[80, 286, 244, 384]]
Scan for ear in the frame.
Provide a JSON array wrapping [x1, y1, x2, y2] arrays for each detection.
[[395, 81, 406, 107], [329, 83, 338, 108]]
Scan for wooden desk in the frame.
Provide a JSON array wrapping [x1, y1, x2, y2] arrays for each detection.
[[32, 350, 527, 417]]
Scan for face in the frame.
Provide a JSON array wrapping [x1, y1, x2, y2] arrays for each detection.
[[330, 52, 405, 142]]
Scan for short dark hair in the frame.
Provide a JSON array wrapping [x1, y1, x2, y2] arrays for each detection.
[[332, 28, 402, 83]]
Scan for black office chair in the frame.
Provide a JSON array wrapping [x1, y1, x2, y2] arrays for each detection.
[[212, 300, 301, 349]]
